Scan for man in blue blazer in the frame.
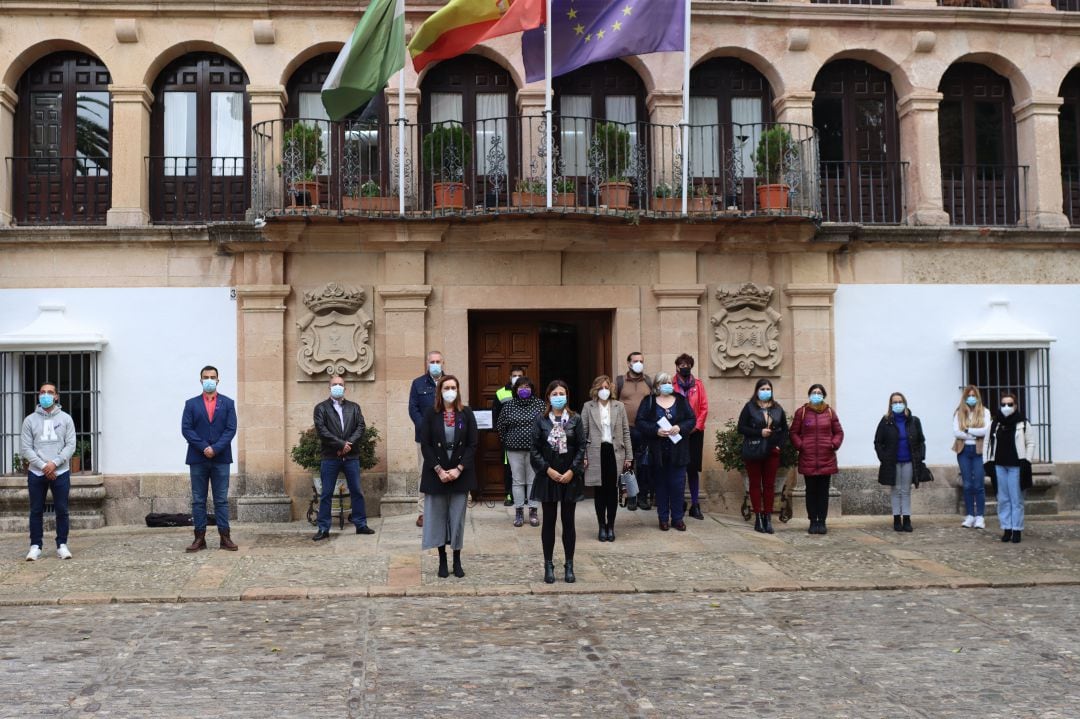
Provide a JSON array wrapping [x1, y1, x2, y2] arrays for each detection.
[[181, 365, 238, 552]]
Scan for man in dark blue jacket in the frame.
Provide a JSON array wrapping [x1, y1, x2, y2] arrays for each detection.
[[181, 365, 238, 552], [408, 350, 443, 527]]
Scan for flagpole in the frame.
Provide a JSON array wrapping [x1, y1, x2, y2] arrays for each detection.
[[398, 64, 406, 216], [681, 0, 690, 216], [545, 0, 553, 209]]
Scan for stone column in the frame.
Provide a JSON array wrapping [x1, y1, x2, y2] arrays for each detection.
[[0, 84, 16, 226], [772, 92, 814, 127], [897, 91, 951, 226], [783, 280, 840, 518], [377, 250, 431, 516], [105, 85, 154, 226], [1015, 97, 1070, 229], [233, 250, 293, 522], [652, 251, 705, 374], [646, 91, 683, 190], [247, 85, 287, 217]]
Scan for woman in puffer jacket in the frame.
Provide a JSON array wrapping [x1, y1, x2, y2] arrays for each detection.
[[789, 384, 844, 535]]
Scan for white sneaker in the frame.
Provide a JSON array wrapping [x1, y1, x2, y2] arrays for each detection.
[[974, 516, 985, 529], [56, 544, 72, 560], [26, 545, 41, 561], [961, 515, 975, 528]]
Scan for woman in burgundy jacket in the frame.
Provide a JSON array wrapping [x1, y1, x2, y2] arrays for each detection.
[[789, 383, 844, 535]]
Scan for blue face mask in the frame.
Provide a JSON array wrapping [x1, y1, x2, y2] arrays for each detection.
[[965, 396, 978, 407], [659, 383, 674, 396], [428, 363, 442, 377], [202, 379, 217, 393], [550, 395, 567, 410], [330, 385, 345, 399], [809, 393, 824, 405], [39, 394, 55, 409], [758, 389, 772, 402], [892, 402, 906, 414]]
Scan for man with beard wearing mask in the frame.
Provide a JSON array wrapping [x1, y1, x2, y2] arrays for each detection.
[[491, 366, 526, 506], [615, 351, 653, 510], [409, 350, 445, 527], [181, 365, 238, 552]]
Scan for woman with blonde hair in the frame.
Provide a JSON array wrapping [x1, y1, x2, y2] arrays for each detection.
[[953, 385, 991, 529], [581, 375, 633, 542]]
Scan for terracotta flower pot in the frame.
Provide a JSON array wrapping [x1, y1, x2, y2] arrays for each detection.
[[756, 183, 791, 210], [599, 181, 632, 209], [291, 180, 320, 207], [433, 181, 466, 209], [511, 191, 545, 208], [553, 192, 576, 207]]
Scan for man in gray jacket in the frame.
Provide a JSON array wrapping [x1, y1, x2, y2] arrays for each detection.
[[20, 382, 77, 561]]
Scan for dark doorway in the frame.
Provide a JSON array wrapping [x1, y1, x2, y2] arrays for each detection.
[[468, 310, 613, 499]]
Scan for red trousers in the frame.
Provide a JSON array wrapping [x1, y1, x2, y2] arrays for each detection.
[[746, 449, 781, 514]]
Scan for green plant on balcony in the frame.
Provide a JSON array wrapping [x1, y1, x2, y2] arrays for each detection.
[[654, 180, 680, 198], [421, 124, 472, 183], [593, 122, 631, 182], [360, 180, 381, 197], [554, 177, 577, 193], [753, 125, 798, 186], [281, 122, 325, 181], [515, 177, 545, 194]]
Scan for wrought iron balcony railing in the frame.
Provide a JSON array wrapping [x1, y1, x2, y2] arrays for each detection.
[[941, 164, 1027, 227], [1063, 165, 1080, 226], [8, 156, 111, 225], [250, 116, 820, 221], [148, 156, 248, 224], [820, 160, 907, 224]]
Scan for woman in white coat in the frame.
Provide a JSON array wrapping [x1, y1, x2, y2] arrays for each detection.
[[985, 391, 1037, 544], [581, 375, 633, 542]]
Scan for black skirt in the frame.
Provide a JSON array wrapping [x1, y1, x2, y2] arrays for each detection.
[[530, 458, 585, 503]]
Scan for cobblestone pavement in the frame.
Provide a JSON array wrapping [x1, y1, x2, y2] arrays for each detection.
[[1, 510, 1078, 717]]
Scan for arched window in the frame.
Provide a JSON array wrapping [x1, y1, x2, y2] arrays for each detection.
[[938, 63, 1019, 226], [689, 57, 773, 207], [813, 60, 901, 223], [554, 59, 646, 202], [13, 52, 111, 224], [419, 54, 516, 207], [150, 53, 249, 223], [284, 53, 389, 209], [1059, 68, 1080, 226]]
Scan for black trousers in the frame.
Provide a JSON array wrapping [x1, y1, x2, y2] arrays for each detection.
[[593, 443, 618, 528], [804, 474, 831, 520], [541, 500, 577, 563]]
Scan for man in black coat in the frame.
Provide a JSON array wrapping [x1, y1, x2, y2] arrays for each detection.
[[312, 375, 375, 540]]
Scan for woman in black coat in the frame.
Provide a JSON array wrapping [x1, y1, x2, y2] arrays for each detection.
[[873, 391, 926, 533], [530, 380, 586, 584], [634, 372, 696, 532], [737, 378, 788, 534], [419, 374, 478, 578]]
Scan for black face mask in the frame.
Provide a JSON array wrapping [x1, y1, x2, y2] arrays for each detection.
[[677, 367, 692, 378]]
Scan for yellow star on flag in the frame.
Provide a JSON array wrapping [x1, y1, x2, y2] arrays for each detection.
[[596, 29, 605, 39], [567, 8, 577, 19], [573, 23, 585, 35], [623, 5, 633, 16], [612, 20, 622, 31], [584, 34, 591, 42]]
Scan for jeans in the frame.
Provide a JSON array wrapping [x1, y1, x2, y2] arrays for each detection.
[[957, 444, 985, 516], [653, 464, 688, 523], [995, 465, 1024, 531], [318, 457, 368, 533], [28, 471, 70, 548], [190, 462, 230, 532], [890, 462, 913, 516], [508, 450, 538, 509]]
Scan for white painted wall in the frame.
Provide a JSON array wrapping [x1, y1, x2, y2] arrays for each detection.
[[0, 288, 237, 473], [834, 285, 1080, 467]]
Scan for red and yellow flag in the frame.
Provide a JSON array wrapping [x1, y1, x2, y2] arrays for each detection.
[[409, 0, 545, 73]]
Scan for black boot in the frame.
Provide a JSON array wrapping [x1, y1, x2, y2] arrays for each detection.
[[754, 513, 764, 533], [598, 518, 607, 542], [1001, 529, 1013, 542], [819, 518, 827, 535], [763, 513, 774, 534], [564, 561, 576, 583], [902, 515, 913, 532], [543, 561, 555, 584], [437, 546, 449, 578], [625, 495, 638, 511], [807, 519, 817, 535], [1011, 530, 1022, 544], [689, 503, 704, 520], [638, 493, 651, 511], [893, 515, 902, 532], [452, 550, 465, 578], [607, 523, 615, 542]]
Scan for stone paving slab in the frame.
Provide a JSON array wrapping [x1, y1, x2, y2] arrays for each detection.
[[0, 510, 1076, 606]]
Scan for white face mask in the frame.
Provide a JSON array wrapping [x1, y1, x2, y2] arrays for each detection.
[[630, 361, 644, 374], [1000, 405, 1015, 417], [442, 389, 458, 404], [597, 388, 611, 401]]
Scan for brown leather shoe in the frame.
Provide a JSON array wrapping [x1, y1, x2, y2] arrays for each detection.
[[185, 530, 207, 553], [659, 521, 670, 531], [219, 531, 238, 551], [416, 514, 424, 528]]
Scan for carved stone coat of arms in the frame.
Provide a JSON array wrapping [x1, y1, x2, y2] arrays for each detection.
[[296, 283, 374, 378], [710, 282, 782, 376]]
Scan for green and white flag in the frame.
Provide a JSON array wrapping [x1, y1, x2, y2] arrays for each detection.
[[321, 0, 405, 121]]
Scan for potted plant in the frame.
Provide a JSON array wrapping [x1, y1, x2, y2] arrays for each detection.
[[753, 125, 798, 210], [553, 177, 577, 207], [71, 438, 92, 473], [344, 180, 396, 212], [292, 425, 381, 522], [594, 122, 632, 209], [421, 124, 472, 210], [281, 122, 325, 207], [653, 180, 681, 213], [512, 177, 546, 207], [715, 419, 799, 521]]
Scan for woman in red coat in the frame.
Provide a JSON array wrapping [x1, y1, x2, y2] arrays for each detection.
[[789, 383, 844, 535]]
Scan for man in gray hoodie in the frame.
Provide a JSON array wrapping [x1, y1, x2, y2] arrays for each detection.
[[20, 382, 77, 561]]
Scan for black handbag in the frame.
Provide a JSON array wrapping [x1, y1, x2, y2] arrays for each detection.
[[742, 436, 768, 461], [913, 464, 934, 488], [1020, 459, 1033, 491]]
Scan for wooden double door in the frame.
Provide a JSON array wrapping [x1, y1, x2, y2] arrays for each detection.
[[469, 311, 613, 500]]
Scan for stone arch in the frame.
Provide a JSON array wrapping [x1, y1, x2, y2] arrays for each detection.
[[693, 47, 784, 99], [279, 42, 346, 89], [416, 46, 524, 93], [3, 40, 109, 89], [938, 52, 1033, 105], [142, 41, 248, 89], [815, 48, 913, 100]]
